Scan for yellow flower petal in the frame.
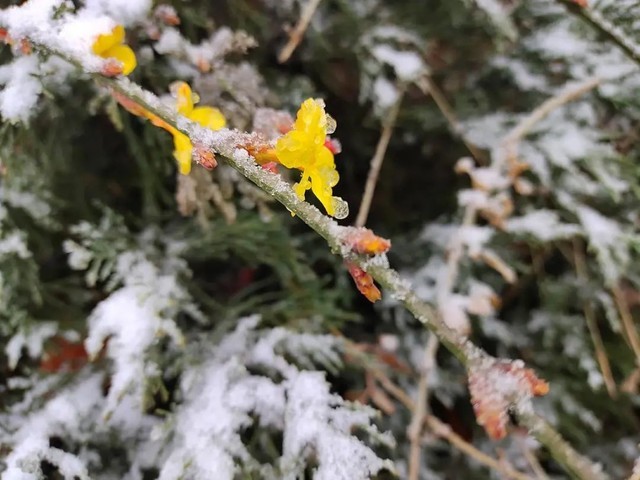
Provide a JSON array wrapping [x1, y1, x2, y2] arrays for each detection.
[[189, 106, 226, 130], [104, 44, 137, 75], [173, 132, 193, 175], [175, 82, 194, 115], [92, 25, 124, 55], [295, 98, 327, 139], [275, 130, 313, 169], [272, 98, 342, 216], [310, 167, 338, 216]]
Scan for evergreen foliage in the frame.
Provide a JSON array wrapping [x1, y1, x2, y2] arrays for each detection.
[[0, 0, 639, 478]]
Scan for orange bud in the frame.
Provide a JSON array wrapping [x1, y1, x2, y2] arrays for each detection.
[[196, 57, 211, 73], [346, 261, 381, 303], [19, 39, 31, 55], [154, 5, 181, 25], [469, 360, 549, 440], [261, 161, 279, 174], [100, 58, 124, 77], [343, 227, 391, 255], [193, 143, 217, 170]]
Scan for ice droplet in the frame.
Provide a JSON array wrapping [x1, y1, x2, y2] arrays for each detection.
[[332, 197, 349, 219], [325, 114, 337, 135]]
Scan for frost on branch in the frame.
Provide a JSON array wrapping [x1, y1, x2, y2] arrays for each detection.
[[469, 359, 549, 440]]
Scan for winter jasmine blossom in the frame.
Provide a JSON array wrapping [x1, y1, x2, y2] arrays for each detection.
[[275, 98, 340, 217], [92, 25, 137, 76], [171, 82, 226, 174]]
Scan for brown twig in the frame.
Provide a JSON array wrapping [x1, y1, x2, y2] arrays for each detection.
[[407, 335, 439, 480], [500, 76, 601, 168], [573, 239, 617, 397], [355, 88, 404, 227], [612, 284, 640, 367], [416, 75, 488, 163], [277, 0, 323, 63], [515, 434, 551, 480], [627, 460, 640, 480]]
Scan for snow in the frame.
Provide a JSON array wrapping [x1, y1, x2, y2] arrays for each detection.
[[85, 287, 184, 417], [156, 317, 387, 480], [5, 322, 58, 370], [0, 231, 31, 258], [438, 295, 471, 335], [506, 210, 582, 242], [0, 56, 42, 123], [371, 44, 424, 81], [282, 372, 390, 480], [576, 205, 628, 284], [372, 76, 398, 109], [85, 0, 152, 25], [2, 373, 102, 480], [470, 0, 517, 40]]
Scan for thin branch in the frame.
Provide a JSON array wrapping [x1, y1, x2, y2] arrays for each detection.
[[500, 76, 601, 169], [514, 409, 607, 480], [572, 238, 617, 397], [612, 284, 640, 367], [555, 0, 640, 68], [427, 416, 534, 480], [407, 365, 427, 480], [355, 89, 404, 227], [278, 0, 323, 63], [416, 75, 488, 164], [407, 335, 439, 480], [627, 460, 640, 480], [6, 30, 610, 480], [515, 434, 551, 480]]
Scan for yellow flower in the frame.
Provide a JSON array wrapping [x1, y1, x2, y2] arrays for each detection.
[[171, 82, 226, 175], [92, 25, 137, 75], [275, 98, 340, 216]]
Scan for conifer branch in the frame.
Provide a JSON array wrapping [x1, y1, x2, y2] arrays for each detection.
[[555, 0, 640, 68]]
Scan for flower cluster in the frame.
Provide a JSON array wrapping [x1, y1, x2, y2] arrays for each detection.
[[92, 25, 137, 76], [113, 82, 225, 174], [275, 99, 341, 217], [170, 82, 226, 174]]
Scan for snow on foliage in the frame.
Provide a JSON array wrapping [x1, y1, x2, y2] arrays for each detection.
[[0, 0, 150, 122], [282, 372, 392, 480], [5, 322, 57, 370], [2, 310, 390, 480], [158, 316, 390, 480], [2, 373, 102, 480]]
